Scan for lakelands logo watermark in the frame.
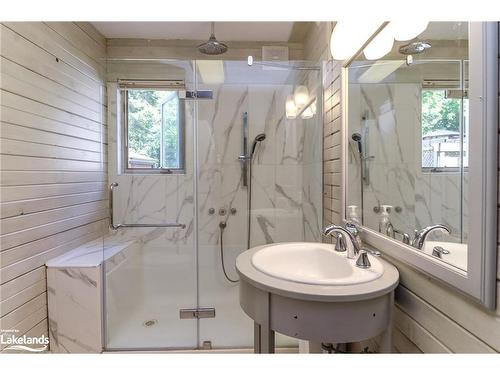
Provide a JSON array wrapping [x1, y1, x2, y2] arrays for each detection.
[[1, 329, 49, 352]]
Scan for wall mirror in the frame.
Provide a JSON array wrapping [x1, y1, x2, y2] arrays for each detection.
[[342, 22, 498, 308]]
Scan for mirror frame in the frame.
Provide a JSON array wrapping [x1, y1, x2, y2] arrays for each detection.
[[340, 22, 498, 308]]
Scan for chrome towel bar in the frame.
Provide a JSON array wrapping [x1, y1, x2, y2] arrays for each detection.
[[109, 182, 186, 230]]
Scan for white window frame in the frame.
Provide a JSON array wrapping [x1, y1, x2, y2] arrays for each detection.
[[120, 80, 186, 174]]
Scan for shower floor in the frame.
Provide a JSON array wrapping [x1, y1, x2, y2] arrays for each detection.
[[106, 303, 198, 349], [106, 297, 298, 350], [105, 244, 297, 350]]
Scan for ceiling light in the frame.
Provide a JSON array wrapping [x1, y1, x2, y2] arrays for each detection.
[[286, 95, 297, 119], [363, 25, 394, 60], [294, 86, 309, 107], [330, 21, 384, 61], [391, 21, 428, 41]]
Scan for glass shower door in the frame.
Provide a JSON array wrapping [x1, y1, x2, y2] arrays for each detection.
[[102, 58, 323, 351], [195, 60, 323, 349], [103, 59, 198, 350]]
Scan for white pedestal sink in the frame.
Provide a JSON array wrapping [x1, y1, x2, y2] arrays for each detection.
[[236, 242, 399, 353]]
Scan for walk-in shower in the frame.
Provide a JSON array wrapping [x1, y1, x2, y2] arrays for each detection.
[[103, 59, 322, 350]]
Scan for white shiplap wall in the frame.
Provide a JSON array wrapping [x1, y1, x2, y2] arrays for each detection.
[[0, 22, 108, 352], [306, 22, 500, 353]]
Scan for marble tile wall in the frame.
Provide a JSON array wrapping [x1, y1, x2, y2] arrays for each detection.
[[47, 267, 102, 353]]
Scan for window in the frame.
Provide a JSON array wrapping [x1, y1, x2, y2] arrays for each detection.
[[122, 81, 185, 173], [421, 88, 468, 171]]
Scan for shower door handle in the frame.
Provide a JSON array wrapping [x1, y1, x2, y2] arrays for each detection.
[[108, 182, 186, 230]]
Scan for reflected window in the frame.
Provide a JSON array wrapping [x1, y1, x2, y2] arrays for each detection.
[[421, 88, 468, 171]]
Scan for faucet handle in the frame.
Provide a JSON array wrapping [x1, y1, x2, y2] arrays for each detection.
[[432, 246, 450, 258], [355, 250, 371, 268]]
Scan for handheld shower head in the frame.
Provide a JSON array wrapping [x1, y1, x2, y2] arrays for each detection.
[[254, 133, 266, 142], [351, 133, 363, 155], [251, 133, 266, 157]]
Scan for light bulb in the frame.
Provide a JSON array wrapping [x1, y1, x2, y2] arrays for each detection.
[[300, 106, 314, 119], [294, 86, 309, 107], [363, 25, 394, 60], [330, 21, 384, 60], [286, 95, 297, 119], [391, 21, 428, 41]]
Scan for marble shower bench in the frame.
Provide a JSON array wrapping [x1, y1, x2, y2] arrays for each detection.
[[46, 237, 139, 353]]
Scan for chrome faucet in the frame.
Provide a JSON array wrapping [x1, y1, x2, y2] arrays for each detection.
[[411, 224, 450, 250], [323, 223, 361, 259]]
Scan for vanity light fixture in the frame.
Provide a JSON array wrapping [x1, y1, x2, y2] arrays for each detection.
[[300, 102, 315, 119], [363, 24, 395, 60], [293, 85, 310, 107], [331, 21, 429, 61], [288, 87, 316, 120], [391, 21, 428, 41], [285, 94, 298, 119], [330, 21, 384, 60]]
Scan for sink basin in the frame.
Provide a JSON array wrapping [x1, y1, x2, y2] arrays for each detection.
[[422, 241, 468, 271], [251, 242, 384, 286]]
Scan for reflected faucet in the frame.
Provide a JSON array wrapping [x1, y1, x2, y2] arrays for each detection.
[[393, 228, 411, 245], [411, 224, 450, 250], [386, 223, 411, 245]]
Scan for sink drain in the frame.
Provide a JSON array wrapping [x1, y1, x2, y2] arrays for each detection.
[[143, 319, 158, 327]]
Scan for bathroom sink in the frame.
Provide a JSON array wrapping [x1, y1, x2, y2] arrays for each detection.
[[251, 242, 384, 286], [238, 242, 399, 353]]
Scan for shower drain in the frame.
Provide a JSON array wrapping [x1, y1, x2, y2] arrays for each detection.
[[143, 319, 158, 327]]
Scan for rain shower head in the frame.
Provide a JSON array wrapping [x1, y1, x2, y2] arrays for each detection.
[[251, 133, 266, 157], [198, 22, 228, 55]]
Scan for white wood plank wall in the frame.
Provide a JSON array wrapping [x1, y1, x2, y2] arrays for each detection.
[[305, 21, 500, 353], [0, 22, 108, 352]]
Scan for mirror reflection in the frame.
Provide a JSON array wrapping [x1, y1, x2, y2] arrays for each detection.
[[346, 22, 469, 271]]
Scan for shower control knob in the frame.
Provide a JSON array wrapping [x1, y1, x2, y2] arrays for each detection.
[[230, 208, 237, 215], [208, 208, 215, 215], [219, 208, 227, 216]]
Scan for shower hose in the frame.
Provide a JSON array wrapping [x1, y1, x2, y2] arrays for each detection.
[[219, 221, 239, 283]]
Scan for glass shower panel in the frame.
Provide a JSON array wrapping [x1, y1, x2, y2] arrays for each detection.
[[196, 61, 323, 349], [104, 59, 197, 350]]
